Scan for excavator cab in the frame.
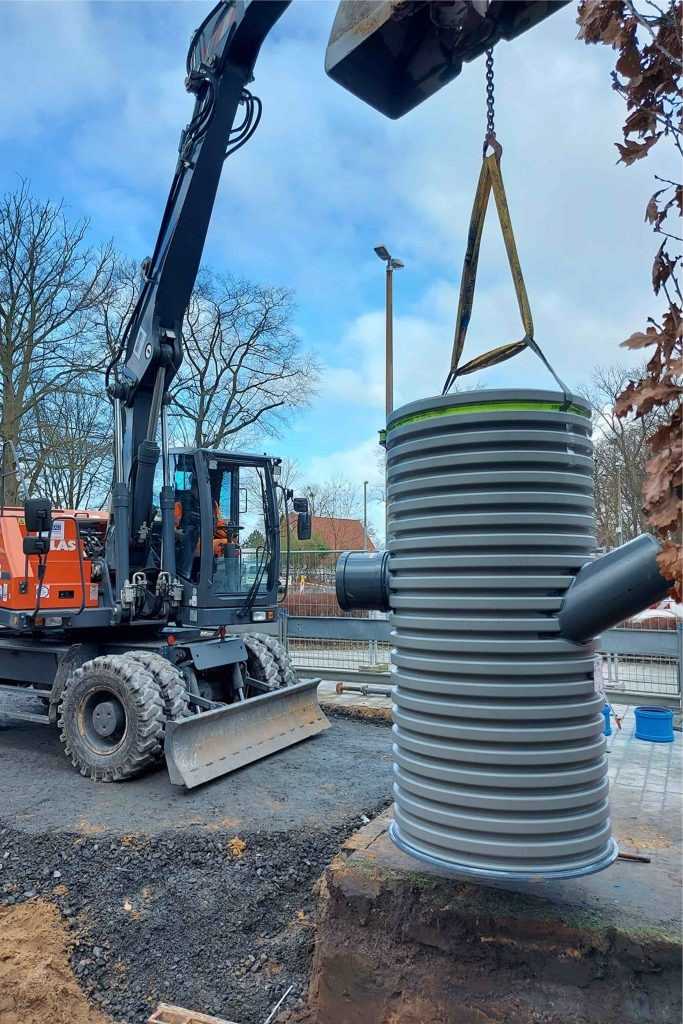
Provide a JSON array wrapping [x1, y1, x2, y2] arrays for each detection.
[[169, 448, 309, 629], [170, 449, 278, 627], [168, 450, 313, 626]]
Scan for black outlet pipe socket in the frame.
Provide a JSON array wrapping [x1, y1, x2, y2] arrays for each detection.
[[335, 389, 673, 882], [336, 550, 390, 613]]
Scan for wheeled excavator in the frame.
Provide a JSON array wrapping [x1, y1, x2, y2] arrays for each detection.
[[0, 1, 566, 788]]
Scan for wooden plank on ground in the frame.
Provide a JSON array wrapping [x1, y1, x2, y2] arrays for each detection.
[[147, 1003, 239, 1024]]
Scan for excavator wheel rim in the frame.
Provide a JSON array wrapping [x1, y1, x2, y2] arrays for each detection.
[[57, 654, 165, 783], [78, 686, 127, 752]]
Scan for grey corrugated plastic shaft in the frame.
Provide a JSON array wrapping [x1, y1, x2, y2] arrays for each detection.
[[385, 389, 617, 880]]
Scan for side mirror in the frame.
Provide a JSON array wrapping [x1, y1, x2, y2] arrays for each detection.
[[292, 497, 309, 514], [24, 497, 52, 535], [297, 512, 312, 542], [23, 535, 49, 557]]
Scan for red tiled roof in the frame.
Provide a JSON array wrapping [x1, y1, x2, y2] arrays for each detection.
[[285, 514, 375, 551]]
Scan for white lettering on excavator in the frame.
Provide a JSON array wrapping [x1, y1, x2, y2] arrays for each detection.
[[50, 539, 77, 552]]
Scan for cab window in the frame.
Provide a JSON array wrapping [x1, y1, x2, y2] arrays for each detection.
[[207, 460, 270, 595], [173, 457, 201, 583]]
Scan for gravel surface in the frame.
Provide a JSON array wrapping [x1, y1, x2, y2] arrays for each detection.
[[0, 705, 392, 836], [0, 708, 393, 1023]]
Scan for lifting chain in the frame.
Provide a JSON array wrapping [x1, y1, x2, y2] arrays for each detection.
[[484, 47, 495, 151], [442, 43, 570, 401]]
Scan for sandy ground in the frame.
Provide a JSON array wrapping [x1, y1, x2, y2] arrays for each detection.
[[0, 900, 110, 1024]]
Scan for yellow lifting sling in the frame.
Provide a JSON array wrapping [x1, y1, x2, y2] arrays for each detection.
[[443, 49, 569, 401]]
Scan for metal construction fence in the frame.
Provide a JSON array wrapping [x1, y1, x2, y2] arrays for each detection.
[[282, 550, 682, 709], [280, 549, 363, 618]]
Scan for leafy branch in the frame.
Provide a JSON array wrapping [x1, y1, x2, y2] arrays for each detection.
[[578, 0, 682, 597]]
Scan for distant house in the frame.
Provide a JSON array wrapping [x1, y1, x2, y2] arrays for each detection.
[[285, 514, 376, 551]]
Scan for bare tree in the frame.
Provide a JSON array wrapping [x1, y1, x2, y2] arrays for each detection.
[[0, 186, 317, 509], [21, 384, 112, 509], [0, 182, 114, 503], [93, 257, 141, 376], [304, 477, 364, 548], [169, 270, 319, 449], [305, 478, 362, 519], [278, 457, 301, 494], [580, 363, 674, 547]]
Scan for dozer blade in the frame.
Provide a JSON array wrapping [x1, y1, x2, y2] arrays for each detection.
[[164, 678, 329, 789]]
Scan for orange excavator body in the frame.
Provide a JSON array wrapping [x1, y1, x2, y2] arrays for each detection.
[[0, 508, 108, 616]]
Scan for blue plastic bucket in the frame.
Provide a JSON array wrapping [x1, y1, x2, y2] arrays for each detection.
[[634, 706, 674, 743], [602, 704, 612, 736]]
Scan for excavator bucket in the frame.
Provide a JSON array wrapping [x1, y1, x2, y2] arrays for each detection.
[[164, 678, 329, 789], [325, 1, 569, 119]]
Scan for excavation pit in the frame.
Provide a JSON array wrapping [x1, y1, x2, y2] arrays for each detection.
[[308, 709, 682, 1024]]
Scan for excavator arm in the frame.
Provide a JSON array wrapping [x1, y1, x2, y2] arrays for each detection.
[[117, 2, 290, 402], [109, 1, 290, 598]]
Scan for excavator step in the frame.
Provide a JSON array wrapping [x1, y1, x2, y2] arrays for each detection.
[[164, 678, 329, 789]]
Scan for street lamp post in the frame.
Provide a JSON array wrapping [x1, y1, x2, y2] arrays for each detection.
[[363, 480, 369, 550], [374, 245, 404, 420]]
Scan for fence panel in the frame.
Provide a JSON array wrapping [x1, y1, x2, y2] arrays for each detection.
[[280, 549, 370, 618]]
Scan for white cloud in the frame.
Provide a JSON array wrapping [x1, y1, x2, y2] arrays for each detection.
[[304, 435, 384, 490], [3, 1, 670, 322], [1, 0, 673, 495], [302, 433, 387, 542], [0, 5, 108, 139]]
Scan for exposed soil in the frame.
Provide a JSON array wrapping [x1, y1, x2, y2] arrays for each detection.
[[0, 900, 110, 1024], [319, 701, 391, 725], [0, 810, 392, 1023], [308, 813, 683, 1024], [0, 711, 393, 1024]]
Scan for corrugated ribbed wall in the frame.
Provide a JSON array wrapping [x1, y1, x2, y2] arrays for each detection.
[[386, 390, 616, 879]]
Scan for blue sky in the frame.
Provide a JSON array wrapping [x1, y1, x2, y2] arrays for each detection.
[[1, 1, 672, 539]]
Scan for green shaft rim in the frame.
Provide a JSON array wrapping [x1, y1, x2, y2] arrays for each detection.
[[386, 400, 590, 435]]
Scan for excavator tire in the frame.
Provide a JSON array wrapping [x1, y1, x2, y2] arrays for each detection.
[[58, 654, 165, 782], [250, 634, 298, 687], [242, 634, 282, 692], [125, 651, 190, 723]]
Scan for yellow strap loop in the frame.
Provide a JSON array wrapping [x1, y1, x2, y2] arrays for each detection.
[[444, 140, 567, 397]]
